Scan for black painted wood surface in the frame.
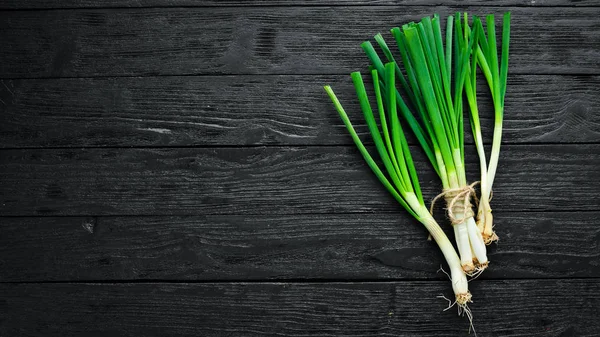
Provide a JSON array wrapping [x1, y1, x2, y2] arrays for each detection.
[[1, 145, 599, 216], [1, 280, 599, 336], [1, 75, 599, 148], [1, 1, 599, 336], [1, 212, 598, 282], [1, 7, 599, 78], [2, 0, 599, 9]]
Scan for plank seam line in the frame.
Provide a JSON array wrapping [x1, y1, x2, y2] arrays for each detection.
[[1, 72, 599, 81], [1, 142, 599, 151], [1, 209, 598, 218], [2, 276, 600, 285], [1, 4, 599, 12]]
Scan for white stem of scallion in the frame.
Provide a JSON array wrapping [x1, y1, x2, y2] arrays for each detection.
[[486, 118, 503, 197], [467, 217, 488, 266], [454, 219, 474, 272], [478, 112, 503, 242], [416, 208, 470, 303]]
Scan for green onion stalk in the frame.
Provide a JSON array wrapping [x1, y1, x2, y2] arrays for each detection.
[[361, 14, 488, 274], [464, 13, 511, 244], [324, 63, 472, 307]]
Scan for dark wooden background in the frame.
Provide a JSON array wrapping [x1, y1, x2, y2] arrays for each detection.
[[1, 1, 599, 336]]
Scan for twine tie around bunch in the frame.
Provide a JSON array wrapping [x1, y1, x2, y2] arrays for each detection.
[[430, 181, 480, 225]]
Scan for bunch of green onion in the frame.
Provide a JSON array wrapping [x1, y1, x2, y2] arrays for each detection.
[[323, 11, 510, 318], [361, 14, 489, 274]]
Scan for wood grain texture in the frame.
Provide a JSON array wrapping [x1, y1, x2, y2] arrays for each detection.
[[1, 7, 599, 78], [0, 212, 598, 282], [2, 0, 599, 9], [1, 280, 598, 336], [2, 75, 599, 148], [1, 145, 598, 216]]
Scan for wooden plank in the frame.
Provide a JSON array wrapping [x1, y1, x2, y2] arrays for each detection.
[[0, 280, 598, 336], [1, 7, 599, 78], [2, 75, 599, 148], [1, 0, 598, 9], [1, 145, 598, 216], [0, 212, 598, 282]]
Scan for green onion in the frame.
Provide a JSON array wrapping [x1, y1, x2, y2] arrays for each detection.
[[324, 62, 471, 307], [465, 12, 511, 243], [364, 14, 488, 273]]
